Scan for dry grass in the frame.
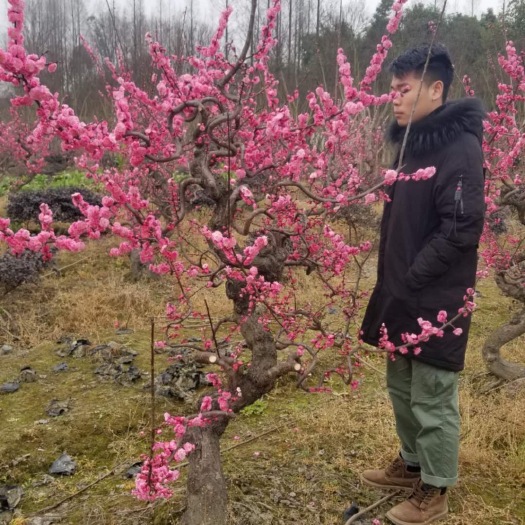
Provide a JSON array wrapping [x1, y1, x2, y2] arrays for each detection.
[[0, 230, 524, 524], [0, 237, 169, 347]]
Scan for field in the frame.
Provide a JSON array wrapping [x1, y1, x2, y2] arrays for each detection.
[[0, 203, 524, 525]]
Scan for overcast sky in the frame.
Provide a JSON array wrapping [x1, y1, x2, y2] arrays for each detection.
[[0, 0, 504, 36]]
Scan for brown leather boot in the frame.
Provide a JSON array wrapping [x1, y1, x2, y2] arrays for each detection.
[[361, 455, 420, 490], [385, 479, 448, 525]]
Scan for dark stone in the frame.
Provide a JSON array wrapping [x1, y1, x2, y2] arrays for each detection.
[[124, 462, 143, 479], [55, 338, 92, 358], [46, 399, 70, 417], [52, 362, 68, 372], [342, 503, 360, 522], [49, 453, 76, 476], [94, 362, 141, 385], [118, 355, 135, 365], [152, 359, 211, 402], [126, 366, 141, 382], [19, 366, 37, 383], [0, 485, 23, 510], [0, 382, 20, 394]]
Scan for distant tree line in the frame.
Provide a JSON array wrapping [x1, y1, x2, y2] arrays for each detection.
[[1, 0, 525, 119]]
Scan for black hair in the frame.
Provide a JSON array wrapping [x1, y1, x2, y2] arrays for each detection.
[[389, 43, 454, 102]]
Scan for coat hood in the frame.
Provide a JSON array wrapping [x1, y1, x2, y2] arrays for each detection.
[[387, 97, 485, 158]]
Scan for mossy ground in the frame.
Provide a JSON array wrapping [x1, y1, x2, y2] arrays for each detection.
[[0, 216, 524, 524]]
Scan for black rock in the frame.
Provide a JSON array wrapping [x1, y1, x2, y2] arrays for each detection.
[[73, 338, 91, 346], [0, 485, 23, 510], [52, 362, 68, 372], [342, 503, 360, 522], [94, 362, 142, 385], [0, 382, 20, 394], [46, 399, 70, 417], [152, 361, 210, 401], [56, 338, 92, 358], [19, 366, 37, 383], [126, 366, 142, 382], [49, 453, 76, 475], [117, 355, 135, 365], [124, 462, 143, 479]]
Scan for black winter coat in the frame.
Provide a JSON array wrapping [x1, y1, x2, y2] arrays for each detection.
[[360, 98, 485, 371]]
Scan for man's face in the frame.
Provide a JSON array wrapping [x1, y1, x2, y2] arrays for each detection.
[[390, 72, 443, 127]]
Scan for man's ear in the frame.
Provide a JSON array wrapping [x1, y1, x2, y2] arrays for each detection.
[[431, 80, 444, 102]]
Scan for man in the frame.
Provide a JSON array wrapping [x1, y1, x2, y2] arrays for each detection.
[[360, 44, 485, 525]]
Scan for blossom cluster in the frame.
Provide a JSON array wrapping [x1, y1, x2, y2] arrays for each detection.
[[382, 167, 436, 186], [480, 40, 525, 281], [360, 0, 409, 91], [377, 289, 476, 358]]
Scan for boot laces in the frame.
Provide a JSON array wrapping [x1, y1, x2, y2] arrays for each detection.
[[411, 481, 439, 506], [385, 456, 405, 477]]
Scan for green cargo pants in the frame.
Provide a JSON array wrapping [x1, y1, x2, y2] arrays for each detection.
[[386, 355, 460, 487]]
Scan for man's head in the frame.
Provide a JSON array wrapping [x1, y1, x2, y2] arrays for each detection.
[[389, 43, 454, 126]]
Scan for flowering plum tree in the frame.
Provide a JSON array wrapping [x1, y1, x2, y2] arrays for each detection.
[[0, 1, 408, 521], [2, 0, 523, 522], [476, 45, 525, 382]]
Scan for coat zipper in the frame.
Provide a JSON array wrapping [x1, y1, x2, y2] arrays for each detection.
[[447, 175, 464, 238], [455, 175, 464, 215]]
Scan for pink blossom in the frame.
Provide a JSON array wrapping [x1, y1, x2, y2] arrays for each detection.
[[437, 310, 448, 323], [200, 396, 213, 412], [383, 169, 398, 185]]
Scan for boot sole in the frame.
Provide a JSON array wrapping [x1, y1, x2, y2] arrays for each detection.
[[359, 473, 416, 491], [385, 508, 448, 525]]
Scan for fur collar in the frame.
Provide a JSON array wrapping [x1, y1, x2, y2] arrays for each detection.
[[387, 98, 485, 157]]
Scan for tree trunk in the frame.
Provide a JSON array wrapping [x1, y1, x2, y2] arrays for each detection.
[[482, 308, 525, 381], [128, 249, 159, 281], [177, 235, 292, 523], [181, 422, 228, 525], [316, 0, 320, 40]]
